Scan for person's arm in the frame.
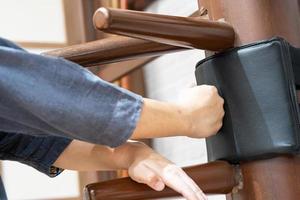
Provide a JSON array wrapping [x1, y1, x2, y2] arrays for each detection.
[[54, 139, 208, 200], [132, 85, 224, 139], [0, 37, 143, 147], [0, 37, 223, 148]]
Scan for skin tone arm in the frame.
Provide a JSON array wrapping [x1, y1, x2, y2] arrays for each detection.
[[55, 85, 224, 200], [54, 140, 208, 200], [131, 85, 224, 139]]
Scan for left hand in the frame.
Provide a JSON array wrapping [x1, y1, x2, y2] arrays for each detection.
[[125, 141, 208, 200]]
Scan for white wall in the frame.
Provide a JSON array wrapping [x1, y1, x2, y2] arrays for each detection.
[[144, 1, 225, 199], [2, 161, 80, 200], [0, 0, 66, 43]]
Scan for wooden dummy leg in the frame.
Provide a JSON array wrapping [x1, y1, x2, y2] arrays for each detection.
[[230, 155, 300, 200]]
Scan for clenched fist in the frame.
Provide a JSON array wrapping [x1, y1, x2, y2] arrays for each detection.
[[176, 85, 225, 138]]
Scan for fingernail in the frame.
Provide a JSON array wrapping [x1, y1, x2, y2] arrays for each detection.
[[154, 181, 165, 191]]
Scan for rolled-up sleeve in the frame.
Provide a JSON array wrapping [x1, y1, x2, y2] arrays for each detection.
[[0, 131, 72, 177], [0, 37, 143, 147]]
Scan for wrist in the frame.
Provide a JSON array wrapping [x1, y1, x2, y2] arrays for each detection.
[[150, 101, 191, 137], [114, 141, 150, 169], [172, 103, 193, 137], [131, 98, 191, 139]]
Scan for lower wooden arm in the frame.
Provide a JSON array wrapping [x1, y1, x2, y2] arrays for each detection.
[[45, 36, 183, 67], [84, 161, 238, 200]]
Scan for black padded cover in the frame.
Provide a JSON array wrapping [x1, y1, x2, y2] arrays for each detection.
[[195, 38, 300, 163]]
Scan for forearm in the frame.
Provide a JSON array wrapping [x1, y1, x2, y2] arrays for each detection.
[[53, 139, 208, 199], [131, 86, 224, 139], [53, 140, 140, 171], [131, 98, 189, 139]]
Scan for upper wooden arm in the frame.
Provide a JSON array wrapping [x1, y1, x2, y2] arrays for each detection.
[[93, 7, 234, 50], [45, 8, 234, 68]]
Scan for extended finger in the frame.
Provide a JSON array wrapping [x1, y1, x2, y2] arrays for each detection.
[[178, 169, 208, 200], [160, 165, 205, 200]]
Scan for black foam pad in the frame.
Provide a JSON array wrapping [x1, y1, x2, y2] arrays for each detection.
[[195, 38, 300, 163]]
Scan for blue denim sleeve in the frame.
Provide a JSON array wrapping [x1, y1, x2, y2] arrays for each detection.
[[0, 37, 143, 147], [0, 131, 72, 177]]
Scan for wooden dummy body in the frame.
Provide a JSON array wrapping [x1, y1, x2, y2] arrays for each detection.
[[46, 1, 300, 199]]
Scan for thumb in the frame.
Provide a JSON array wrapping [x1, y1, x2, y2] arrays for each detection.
[[129, 165, 165, 191]]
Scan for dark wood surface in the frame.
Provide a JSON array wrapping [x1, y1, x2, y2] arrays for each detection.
[[93, 7, 234, 50], [198, 0, 300, 199], [44, 36, 182, 66], [198, 0, 300, 47], [230, 155, 300, 200], [84, 161, 238, 200]]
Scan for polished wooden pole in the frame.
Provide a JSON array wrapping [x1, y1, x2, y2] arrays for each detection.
[[198, 0, 300, 199], [93, 7, 234, 50], [84, 161, 239, 200], [45, 36, 182, 66]]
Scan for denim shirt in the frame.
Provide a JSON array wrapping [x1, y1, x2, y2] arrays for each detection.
[[0, 37, 143, 199]]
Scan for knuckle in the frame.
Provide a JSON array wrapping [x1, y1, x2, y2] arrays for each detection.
[[221, 96, 225, 102], [146, 174, 157, 184], [214, 123, 223, 133], [130, 174, 144, 184], [218, 122, 223, 129], [219, 97, 225, 104], [221, 110, 225, 117], [211, 127, 218, 135], [211, 86, 218, 92], [208, 85, 218, 94], [207, 122, 222, 135], [163, 164, 181, 176]]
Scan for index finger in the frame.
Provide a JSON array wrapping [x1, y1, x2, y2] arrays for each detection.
[[160, 165, 207, 200]]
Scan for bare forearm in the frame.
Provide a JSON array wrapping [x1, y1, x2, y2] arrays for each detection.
[[53, 140, 136, 171], [131, 98, 188, 139], [131, 86, 224, 139], [54, 139, 208, 199]]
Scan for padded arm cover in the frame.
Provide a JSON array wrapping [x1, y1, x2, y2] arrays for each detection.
[[195, 38, 300, 163]]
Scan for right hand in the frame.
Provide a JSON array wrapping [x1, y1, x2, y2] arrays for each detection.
[[177, 85, 225, 138]]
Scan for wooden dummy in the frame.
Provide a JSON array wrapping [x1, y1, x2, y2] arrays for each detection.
[[198, 1, 300, 200], [45, 1, 300, 199]]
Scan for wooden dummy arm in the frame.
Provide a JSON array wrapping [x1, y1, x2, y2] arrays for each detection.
[[84, 161, 239, 200], [45, 8, 234, 67], [44, 36, 182, 67], [93, 7, 234, 50]]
